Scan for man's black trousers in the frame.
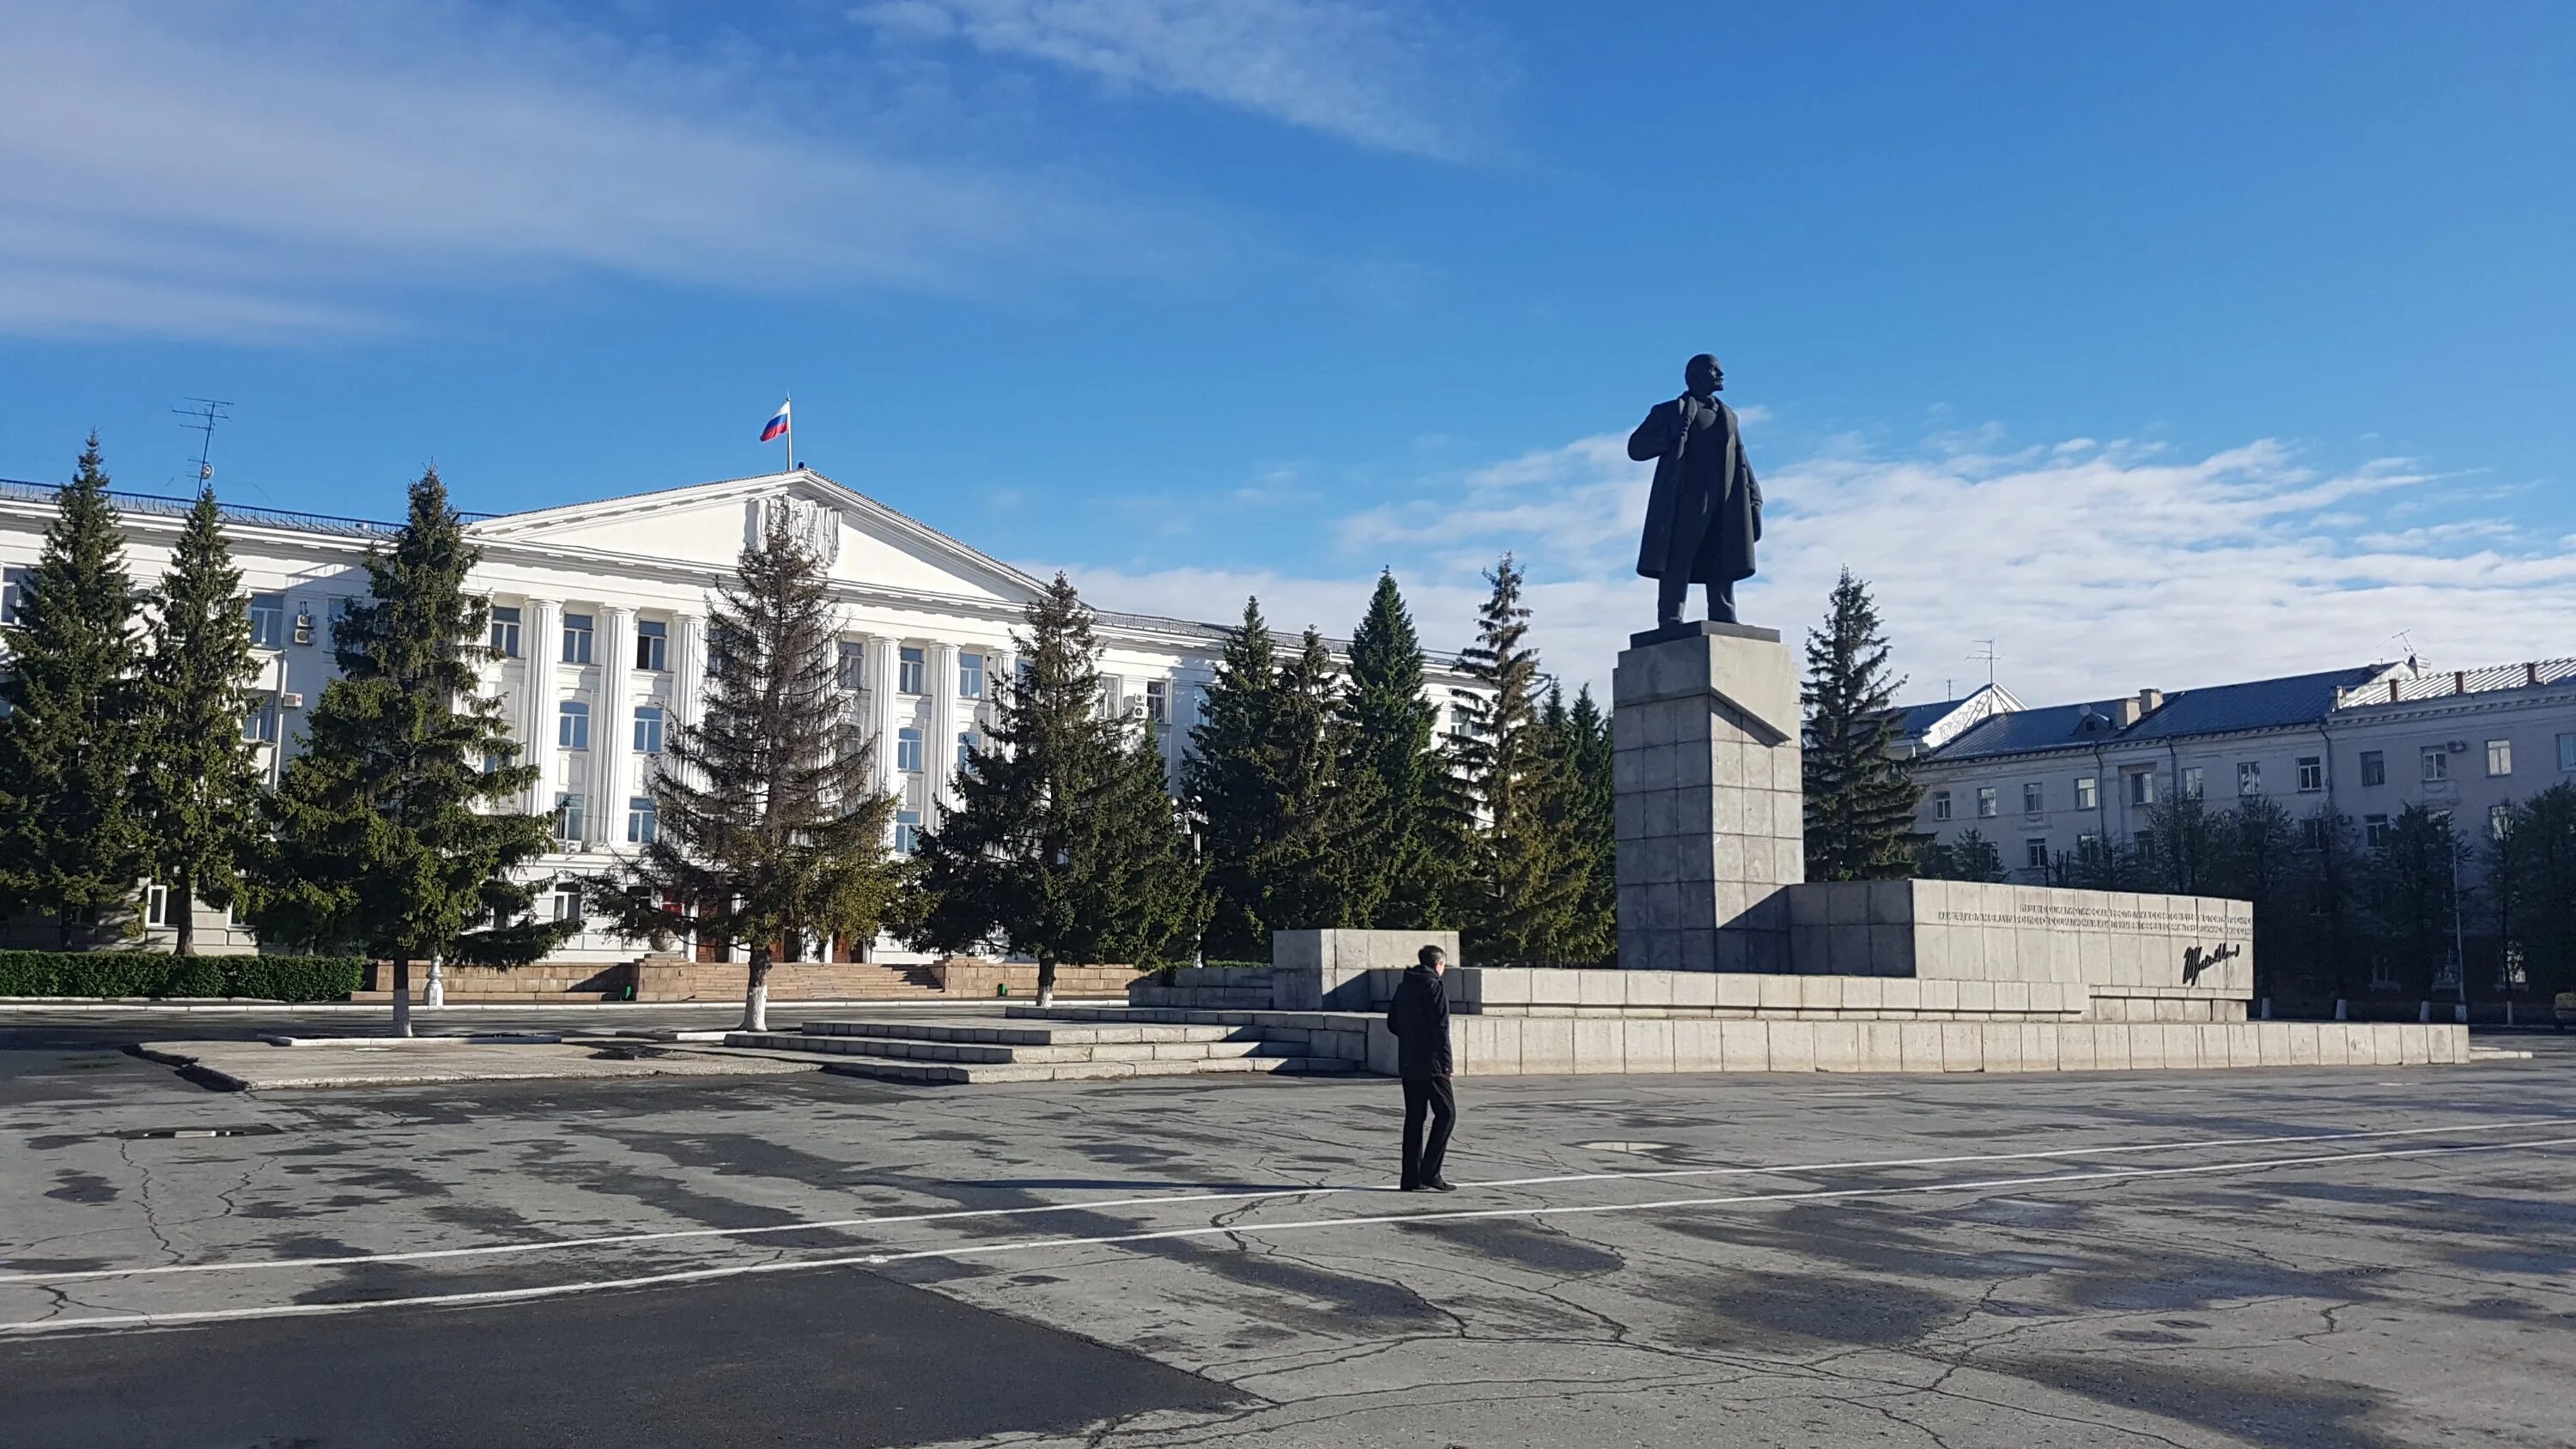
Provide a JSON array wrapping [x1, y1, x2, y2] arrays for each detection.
[[1400, 1075, 1456, 1187]]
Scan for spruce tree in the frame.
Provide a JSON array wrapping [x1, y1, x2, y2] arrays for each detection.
[[135, 487, 266, 955], [1340, 571, 1455, 930], [910, 573, 1206, 1003], [0, 434, 147, 945], [586, 512, 903, 1031], [1451, 555, 1587, 963], [1185, 597, 1282, 960], [1801, 570, 1923, 881], [252, 469, 566, 1035], [1258, 627, 1382, 937], [1559, 684, 1618, 965], [1919, 828, 2007, 883]]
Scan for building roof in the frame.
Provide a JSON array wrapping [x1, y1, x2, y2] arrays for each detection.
[[1923, 665, 2392, 762]]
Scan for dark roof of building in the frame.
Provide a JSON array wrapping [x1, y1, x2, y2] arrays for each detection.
[[1891, 696, 1973, 742], [1924, 665, 2391, 762]]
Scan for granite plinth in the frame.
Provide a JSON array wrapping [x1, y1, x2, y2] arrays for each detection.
[[1613, 626, 1804, 973]]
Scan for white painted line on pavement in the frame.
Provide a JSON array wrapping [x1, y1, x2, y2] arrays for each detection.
[[9, 1114, 2575, 1286], [3, 1132, 2571, 1336]]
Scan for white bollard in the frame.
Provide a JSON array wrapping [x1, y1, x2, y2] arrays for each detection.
[[2334, 998, 2348, 1022], [2259, 997, 2272, 1021]]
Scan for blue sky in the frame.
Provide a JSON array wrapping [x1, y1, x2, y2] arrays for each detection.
[[3, 1, 2570, 702]]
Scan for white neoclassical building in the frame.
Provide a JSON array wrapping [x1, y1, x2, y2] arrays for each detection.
[[0, 469, 1476, 963]]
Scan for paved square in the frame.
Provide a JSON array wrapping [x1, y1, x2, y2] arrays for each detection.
[[3, 1009, 2572, 1448]]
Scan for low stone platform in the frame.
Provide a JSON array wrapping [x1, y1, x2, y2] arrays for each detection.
[[132, 1039, 811, 1091], [1116, 958, 2470, 1077], [724, 1012, 1360, 1084]]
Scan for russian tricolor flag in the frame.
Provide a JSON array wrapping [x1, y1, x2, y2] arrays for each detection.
[[759, 398, 792, 443]]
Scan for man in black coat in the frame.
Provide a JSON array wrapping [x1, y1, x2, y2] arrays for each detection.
[[1630, 352, 1762, 627], [1386, 944, 1457, 1191]]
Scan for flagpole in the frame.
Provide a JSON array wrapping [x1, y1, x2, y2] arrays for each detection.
[[786, 391, 796, 473]]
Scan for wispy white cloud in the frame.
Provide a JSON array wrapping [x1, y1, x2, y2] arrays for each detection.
[[852, 0, 1496, 158], [0, 1, 1170, 340], [1061, 424, 2576, 707]]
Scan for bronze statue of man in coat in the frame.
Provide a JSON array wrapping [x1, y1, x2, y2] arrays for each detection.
[[1630, 353, 1761, 626]]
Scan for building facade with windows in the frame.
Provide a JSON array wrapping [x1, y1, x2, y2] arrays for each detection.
[[0, 470, 1477, 962], [1904, 658, 2576, 884]]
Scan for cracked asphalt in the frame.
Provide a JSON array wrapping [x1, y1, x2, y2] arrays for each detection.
[[3, 1012, 2573, 1448]]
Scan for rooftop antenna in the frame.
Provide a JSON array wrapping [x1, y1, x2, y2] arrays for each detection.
[[2390, 629, 2421, 672], [1968, 639, 2001, 690], [174, 397, 231, 488]]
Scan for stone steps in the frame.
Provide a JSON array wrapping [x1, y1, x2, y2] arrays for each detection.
[[726, 1029, 1285, 1065], [710, 1038, 1353, 1085], [799, 1019, 1266, 1047]]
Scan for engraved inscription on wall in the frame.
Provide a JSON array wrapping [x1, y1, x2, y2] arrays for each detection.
[[1933, 903, 2207, 934]]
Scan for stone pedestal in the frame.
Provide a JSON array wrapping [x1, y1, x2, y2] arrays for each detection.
[[1612, 621, 1803, 972]]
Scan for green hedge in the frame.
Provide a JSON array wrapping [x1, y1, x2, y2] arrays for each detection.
[[0, 951, 365, 1003]]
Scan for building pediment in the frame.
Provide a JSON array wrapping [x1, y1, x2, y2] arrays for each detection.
[[465, 470, 1041, 603]]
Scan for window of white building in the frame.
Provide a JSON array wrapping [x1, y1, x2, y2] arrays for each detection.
[[958, 730, 978, 772], [2238, 761, 2262, 796], [958, 652, 985, 698], [633, 705, 664, 755], [555, 793, 584, 842], [2300, 816, 2328, 850], [1931, 790, 1952, 822], [896, 727, 923, 773], [0, 566, 28, 624], [2128, 769, 2156, 806], [2365, 813, 2390, 848], [242, 701, 278, 743], [2488, 738, 2512, 777], [2022, 781, 2043, 814], [2360, 750, 2386, 786], [562, 612, 594, 664], [2075, 777, 2097, 810], [2025, 838, 2048, 870], [558, 700, 590, 750], [246, 591, 286, 648], [836, 640, 867, 692], [2297, 755, 2324, 791], [898, 646, 926, 695], [551, 881, 583, 922], [2491, 802, 2513, 840], [1099, 676, 1125, 719], [635, 619, 668, 671], [489, 604, 521, 658], [894, 809, 921, 856], [2562, 734, 2576, 773], [1975, 786, 1997, 818], [2422, 746, 2448, 783], [1146, 679, 1171, 724], [2179, 767, 2202, 799], [627, 797, 658, 845]]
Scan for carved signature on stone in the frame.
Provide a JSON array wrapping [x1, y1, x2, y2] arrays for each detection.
[[2181, 941, 2241, 986]]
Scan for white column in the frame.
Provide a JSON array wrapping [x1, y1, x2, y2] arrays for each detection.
[[592, 607, 635, 846], [519, 598, 560, 819], [869, 634, 901, 796], [672, 612, 706, 731], [928, 642, 959, 821]]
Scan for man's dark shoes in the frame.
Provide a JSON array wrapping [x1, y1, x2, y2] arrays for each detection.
[[1400, 1180, 1423, 1192], [1424, 1178, 1456, 1192]]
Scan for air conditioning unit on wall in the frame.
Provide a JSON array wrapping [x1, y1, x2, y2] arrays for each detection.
[[2445, 740, 2470, 754]]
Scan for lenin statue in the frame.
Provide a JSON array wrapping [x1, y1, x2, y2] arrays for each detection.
[[1630, 353, 1761, 626]]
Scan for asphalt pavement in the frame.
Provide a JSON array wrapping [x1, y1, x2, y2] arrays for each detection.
[[3, 1020, 2573, 1448]]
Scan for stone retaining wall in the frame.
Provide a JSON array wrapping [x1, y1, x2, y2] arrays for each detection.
[[1417, 1016, 2464, 1076]]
